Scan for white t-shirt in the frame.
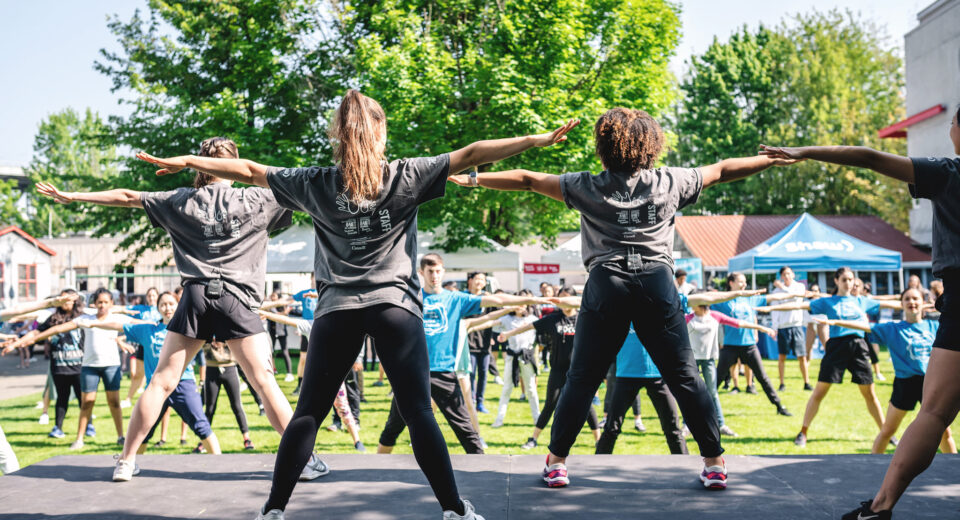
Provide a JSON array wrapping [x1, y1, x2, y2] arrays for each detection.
[[771, 282, 805, 329], [495, 314, 538, 353], [678, 282, 696, 295], [76, 313, 132, 367]]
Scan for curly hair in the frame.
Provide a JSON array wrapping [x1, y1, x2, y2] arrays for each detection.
[[594, 108, 664, 173], [195, 137, 239, 188]]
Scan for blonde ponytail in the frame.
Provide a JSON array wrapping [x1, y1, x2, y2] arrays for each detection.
[[329, 89, 387, 203]]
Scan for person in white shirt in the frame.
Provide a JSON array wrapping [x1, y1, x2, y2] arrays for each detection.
[[771, 267, 818, 391], [493, 294, 541, 428], [675, 269, 696, 295]]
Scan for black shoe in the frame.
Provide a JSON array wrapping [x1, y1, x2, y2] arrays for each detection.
[[117, 436, 125, 446], [777, 406, 793, 417], [730, 386, 741, 394], [355, 440, 366, 452], [721, 381, 730, 391], [192, 442, 206, 454], [259, 406, 266, 416], [153, 440, 166, 448], [793, 432, 807, 447], [803, 382, 813, 391], [778, 384, 786, 392], [292, 385, 301, 396], [745, 385, 758, 395], [180, 438, 188, 446], [841, 500, 891, 520]]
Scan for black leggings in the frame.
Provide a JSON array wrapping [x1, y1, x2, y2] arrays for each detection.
[[52, 373, 81, 429], [203, 365, 249, 434], [596, 377, 687, 454], [269, 331, 292, 374], [264, 304, 461, 513], [548, 262, 722, 459], [717, 344, 782, 409], [603, 362, 640, 417], [536, 358, 599, 431]]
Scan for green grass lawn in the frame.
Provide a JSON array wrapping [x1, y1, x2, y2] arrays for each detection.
[[3, 351, 957, 469]]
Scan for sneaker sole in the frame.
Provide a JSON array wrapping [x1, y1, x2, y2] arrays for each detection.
[[701, 479, 727, 490], [543, 477, 569, 488]]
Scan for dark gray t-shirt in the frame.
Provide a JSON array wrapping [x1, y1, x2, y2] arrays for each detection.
[[559, 167, 702, 271], [909, 156, 960, 277], [141, 184, 292, 308], [265, 154, 450, 319]]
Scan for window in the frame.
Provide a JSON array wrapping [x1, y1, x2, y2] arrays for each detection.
[[18, 264, 37, 300], [114, 265, 134, 297], [74, 267, 88, 292]]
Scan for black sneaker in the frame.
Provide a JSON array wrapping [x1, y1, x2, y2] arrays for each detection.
[[777, 406, 793, 417], [180, 439, 188, 446], [292, 385, 301, 396], [794, 432, 807, 447], [730, 386, 741, 394], [355, 440, 366, 452], [778, 384, 786, 392], [803, 382, 813, 391], [745, 385, 758, 395], [721, 380, 730, 391], [192, 442, 206, 454], [841, 500, 891, 520], [521, 437, 538, 450]]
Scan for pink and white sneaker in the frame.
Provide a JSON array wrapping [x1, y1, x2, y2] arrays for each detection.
[[542, 456, 569, 488], [699, 459, 727, 490]]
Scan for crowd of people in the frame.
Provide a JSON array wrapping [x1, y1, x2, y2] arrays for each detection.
[[0, 91, 957, 520]]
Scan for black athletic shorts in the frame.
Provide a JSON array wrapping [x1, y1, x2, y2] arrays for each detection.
[[167, 283, 265, 341], [932, 273, 960, 352], [890, 375, 924, 411], [135, 343, 145, 361], [818, 335, 873, 385], [777, 326, 806, 357]]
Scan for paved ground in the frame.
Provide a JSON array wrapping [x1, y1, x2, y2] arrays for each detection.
[[1, 454, 958, 519], [0, 350, 46, 401]]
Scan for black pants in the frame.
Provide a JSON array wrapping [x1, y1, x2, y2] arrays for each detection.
[[603, 362, 640, 417], [203, 365, 249, 434], [332, 368, 361, 428], [379, 371, 484, 454], [264, 304, 461, 513], [52, 372, 81, 429], [596, 377, 687, 455], [717, 344, 782, 408], [548, 262, 722, 458], [537, 356, 599, 431], [269, 331, 292, 374]]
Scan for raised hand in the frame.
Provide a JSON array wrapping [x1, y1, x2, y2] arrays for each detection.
[[759, 144, 806, 161], [497, 333, 508, 343], [136, 151, 189, 175], [531, 119, 580, 148], [51, 293, 79, 308], [35, 182, 73, 204], [447, 175, 473, 187], [738, 288, 767, 297]]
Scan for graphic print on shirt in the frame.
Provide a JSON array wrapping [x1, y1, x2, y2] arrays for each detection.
[[196, 202, 243, 255], [422, 300, 449, 336], [606, 191, 662, 239], [900, 326, 935, 362], [836, 299, 869, 323], [335, 193, 391, 252], [555, 320, 577, 336]]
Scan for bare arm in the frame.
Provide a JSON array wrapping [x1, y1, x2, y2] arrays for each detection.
[[258, 310, 301, 328], [77, 320, 131, 332], [1, 330, 39, 355], [687, 289, 767, 307], [765, 291, 821, 302], [759, 145, 914, 184], [447, 120, 579, 175], [701, 156, 800, 189], [449, 169, 564, 202], [814, 317, 872, 334], [0, 294, 78, 321], [259, 299, 295, 311], [480, 293, 547, 308], [497, 322, 536, 342], [736, 320, 776, 338], [29, 322, 79, 345], [755, 302, 811, 313], [136, 152, 271, 188], [463, 307, 517, 331], [36, 182, 142, 208]]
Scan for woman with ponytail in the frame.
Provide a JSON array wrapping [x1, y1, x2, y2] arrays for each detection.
[[136, 89, 578, 520]]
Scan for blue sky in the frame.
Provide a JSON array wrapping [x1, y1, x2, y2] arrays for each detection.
[[0, 0, 928, 166]]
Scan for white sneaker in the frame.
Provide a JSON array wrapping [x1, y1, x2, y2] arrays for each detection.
[[135, 386, 144, 395], [490, 418, 504, 428], [239, 383, 249, 392], [255, 506, 284, 520], [681, 424, 691, 438], [38, 413, 49, 425], [284, 373, 295, 382], [719, 425, 739, 437], [299, 453, 331, 481], [634, 417, 646, 432], [120, 399, 132, 409], [112, 456, 141, 482], [70, 439, 84, 450], [494, 376, 504, 386], [875, 372, 886, 382], [35, 401, 44, 410], [443, 499, 484, 520]]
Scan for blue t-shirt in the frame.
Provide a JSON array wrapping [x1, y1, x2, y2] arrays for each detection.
[[422, 290, 482, 372], [711, 295, 767, 346], [127, 305, 161, 323], [809, 296, 880, 339], [867, 320, 937, 378], [679, 293, 691, 315], [123, 322, 194, 385], [293, 289, 318, 321], [616, 325, 661, 379]]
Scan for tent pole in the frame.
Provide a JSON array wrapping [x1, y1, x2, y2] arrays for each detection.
[[898, 269, 904, 294], [751, 271, 756, 290]]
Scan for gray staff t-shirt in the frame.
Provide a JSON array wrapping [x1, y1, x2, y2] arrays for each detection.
[[265, 154, 450, 319], [559, 167, 702, 271], [910, 156, 960, 277], [141, 184, 293, 308]]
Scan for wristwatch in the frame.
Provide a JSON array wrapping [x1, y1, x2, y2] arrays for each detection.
[[469, 169, 478, 187]]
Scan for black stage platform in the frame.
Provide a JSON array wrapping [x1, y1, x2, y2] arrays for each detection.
[[1, 454, 957, 519]]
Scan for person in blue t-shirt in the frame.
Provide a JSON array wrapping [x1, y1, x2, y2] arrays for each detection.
[[123, 287, 162, 322], [377, 253, 547, 455], [81, 291, 221, 470], [758, 267, 901, 449], [815, 287, 956, 456], [711, 272, 794, 417], [595, 326, 687, 455]]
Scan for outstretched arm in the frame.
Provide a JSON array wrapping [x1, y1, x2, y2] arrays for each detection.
[[0, 294, 78, 321], [497, 322, 536, 343], [701, 156, 801, 188], [36, 182, 142, 208], [687, 289, 766, 308], [737, 321, 776, 339], [136, 152, 272, 188], [755, 302, 811, 313], [258, 310, 301, 328], [759, 145, 914, 184], [480, 293, 547, 308], [463, 307, 518, 331], [449, 169, 564, 202], [447, 120, 579, 175], [814, 317, 872, 334]]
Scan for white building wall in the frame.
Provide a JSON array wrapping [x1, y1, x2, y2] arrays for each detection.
[[0, 233, 54, 305], [906, 0, 960, 246], [44, 234, 179, 295]]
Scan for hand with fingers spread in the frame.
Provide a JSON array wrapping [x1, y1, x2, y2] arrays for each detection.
[[35, 182, 74, 204], [531, 119, 580, 148], [136, 151, 190, 175]]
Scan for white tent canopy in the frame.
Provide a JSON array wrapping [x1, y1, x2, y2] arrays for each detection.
[[541, 233, 586, 273], [266, 225, 520, 274]]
